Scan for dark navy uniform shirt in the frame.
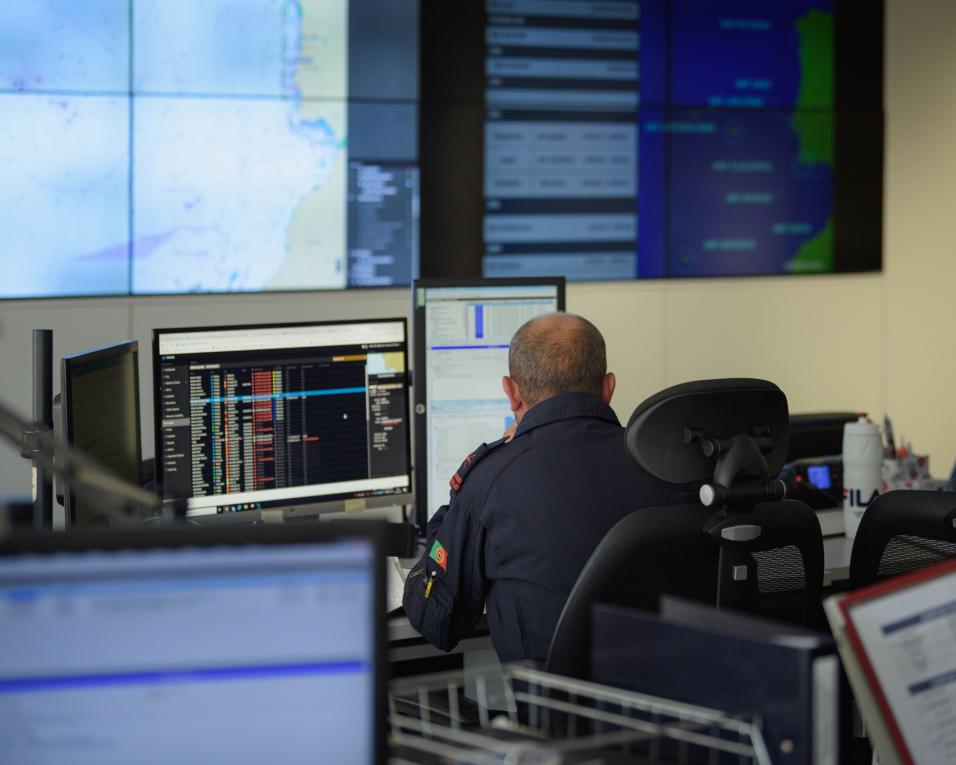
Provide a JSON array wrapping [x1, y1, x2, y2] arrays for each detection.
[[403, 392, 694, 662]]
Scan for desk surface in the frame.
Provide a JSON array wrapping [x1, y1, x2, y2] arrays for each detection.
[[818, 507, 853, 586], [816, 507, 844, 537], [823, 535, 853, 586], [389, 615, 492, 664]]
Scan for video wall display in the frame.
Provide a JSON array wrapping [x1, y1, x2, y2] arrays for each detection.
[[421, 0, 883, 281], [2, 0, 882, 297], [1, 0, 419, 297]]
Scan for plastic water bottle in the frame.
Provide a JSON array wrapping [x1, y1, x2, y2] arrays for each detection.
[[843, 413, 882, 539]]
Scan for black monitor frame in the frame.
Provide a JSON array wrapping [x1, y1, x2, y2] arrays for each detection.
[[152, 318, 413, 522], [59, 340, 143, 528], [412, 277, 566, 528], [0, 521, 387, 765]]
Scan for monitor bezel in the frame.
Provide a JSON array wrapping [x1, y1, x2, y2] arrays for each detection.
[[152, 318, 413, 521], [0, 521, 388, 765], [60, 339, 143, 528], [412, 277, 566, 529]]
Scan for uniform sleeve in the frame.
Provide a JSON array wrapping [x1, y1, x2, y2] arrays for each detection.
[[402, 488, 488, 652]]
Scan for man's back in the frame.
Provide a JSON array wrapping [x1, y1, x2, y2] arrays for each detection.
[[448, 393, 691, 661], [403, 312, 692, 662], [476, 394, 683, 660]]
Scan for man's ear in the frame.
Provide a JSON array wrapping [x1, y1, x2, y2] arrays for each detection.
[[601, 372, 616, 404], [502, 375, 524, 413]]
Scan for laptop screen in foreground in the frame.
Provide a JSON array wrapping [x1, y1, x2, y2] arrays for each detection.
[[0, 534, 378, 764]]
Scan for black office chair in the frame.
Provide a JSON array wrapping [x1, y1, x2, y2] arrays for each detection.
[[848, 490, 956, 589], [547, 379, 824, 679]]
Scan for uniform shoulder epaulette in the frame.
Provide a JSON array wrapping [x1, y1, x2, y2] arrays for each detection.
[[449, 437, 507, 493]]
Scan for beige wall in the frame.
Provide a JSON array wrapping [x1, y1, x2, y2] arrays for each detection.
[[882, 0, 956, 475], [569, 274, 883, 427], [1, 0, 954, 495]]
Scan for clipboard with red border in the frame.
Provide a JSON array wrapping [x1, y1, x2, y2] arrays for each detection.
[[824, 557, 956, 765]]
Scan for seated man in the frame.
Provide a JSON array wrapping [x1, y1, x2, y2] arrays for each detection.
[[404, 312, 691, 662]]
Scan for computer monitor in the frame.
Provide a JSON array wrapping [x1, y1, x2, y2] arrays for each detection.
[[59, 340, 143, 527], [787, 412, 858, 462], [0, 523, 385, 764], [413, 278, 566, 525], [153, 319, 411, 521]]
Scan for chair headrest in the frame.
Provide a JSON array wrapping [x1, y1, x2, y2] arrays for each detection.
[[626, 379, 790, 485]]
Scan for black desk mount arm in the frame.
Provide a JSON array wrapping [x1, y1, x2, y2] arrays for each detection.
[[0, 400, 176, 530]]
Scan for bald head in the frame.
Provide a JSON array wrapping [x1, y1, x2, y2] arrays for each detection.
[[507, 313, 608, 409]]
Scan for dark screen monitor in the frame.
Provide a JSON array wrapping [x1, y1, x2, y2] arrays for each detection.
[[787, 412, 858, 462], [0, 522, 385, 764], [153, 319, 411, 521], [413, 278, 565, 526], [59, 340, 143, 527]]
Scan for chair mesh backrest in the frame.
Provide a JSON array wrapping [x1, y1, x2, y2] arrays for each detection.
[[752, 545, 807, 624], [877, 534, 956, 581]]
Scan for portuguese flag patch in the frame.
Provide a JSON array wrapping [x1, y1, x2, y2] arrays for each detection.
[[429, 539, 448, 572]]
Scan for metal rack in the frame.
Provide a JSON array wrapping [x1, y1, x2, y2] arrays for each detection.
[[389, 664, 771, 764]]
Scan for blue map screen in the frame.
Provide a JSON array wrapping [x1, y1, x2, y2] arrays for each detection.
[[0, 0, 419, 298], [483, 0, 847, 281], [640, 0, 836, 278]]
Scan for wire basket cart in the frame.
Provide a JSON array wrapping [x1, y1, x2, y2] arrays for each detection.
[[389, 664, 772, 764]]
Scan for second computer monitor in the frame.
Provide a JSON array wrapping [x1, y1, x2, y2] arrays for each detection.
[[413, 278, 566, 524], [60, 340, 143, 527], [153, 319, 411, 520]]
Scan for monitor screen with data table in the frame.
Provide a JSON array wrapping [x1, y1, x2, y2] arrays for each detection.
[[0, 523, 385, 765], [153, 319, 411, 520], [413, 278, 565, 524]]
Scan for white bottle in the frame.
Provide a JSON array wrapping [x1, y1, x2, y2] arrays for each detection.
[[842, 413, 882, 539]]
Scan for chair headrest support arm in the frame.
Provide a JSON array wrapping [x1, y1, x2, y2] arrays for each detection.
[[684, 428, 773, 487], [714, 434, 771, 487]]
